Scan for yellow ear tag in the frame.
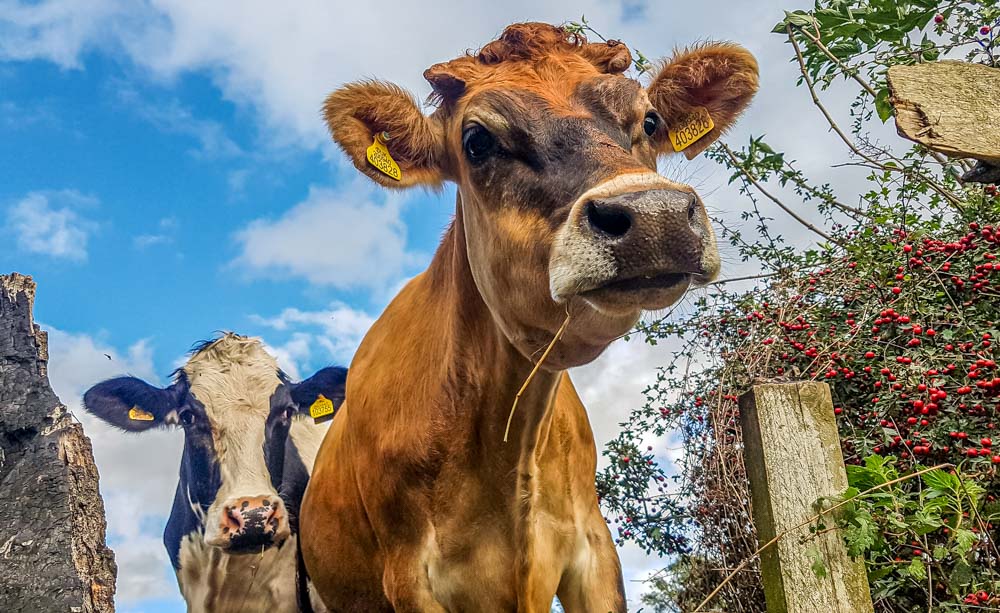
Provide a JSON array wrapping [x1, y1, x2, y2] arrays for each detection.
[[128, 406, 155, 421], [366, 132, 402, 181], [309, 394, 335, 424], [669, 106, 715, 153]]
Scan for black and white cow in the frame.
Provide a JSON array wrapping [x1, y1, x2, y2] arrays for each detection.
[[84, 333, 344, 612]]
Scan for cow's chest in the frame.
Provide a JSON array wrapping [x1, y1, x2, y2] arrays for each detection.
[[425, 467, 585, 611], [175, 532, 299, 613]]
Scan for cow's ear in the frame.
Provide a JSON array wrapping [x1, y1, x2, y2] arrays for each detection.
[[647, 42, 759, 159], [290, 367, 347, 418], [83, 377, 183, 432], [324, 81, 447, 189]]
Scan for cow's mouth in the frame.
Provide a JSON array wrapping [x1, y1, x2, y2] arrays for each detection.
[[580, 271, 692, 313], [586, 272, 690, 294], [226, 534, 277, 554]]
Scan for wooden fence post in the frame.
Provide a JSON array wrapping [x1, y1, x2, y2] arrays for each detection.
[[739, 381, 874, 613]]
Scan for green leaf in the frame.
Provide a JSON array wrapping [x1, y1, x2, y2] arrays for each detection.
[[953, 529, 977, 556], [949, 560, 974, 591], [874, 88, 893, 123], [844, 513, 877, 557], [808, 546, 828, 578], [921, 469, 958, 492], [906, 558, 926, 582], [867, 565, 895, 582]]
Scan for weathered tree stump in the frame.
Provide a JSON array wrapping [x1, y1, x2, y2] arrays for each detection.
[[887, 61, 1000, 165], [739, 381, 873, 613], [0, 273, 117, 612]]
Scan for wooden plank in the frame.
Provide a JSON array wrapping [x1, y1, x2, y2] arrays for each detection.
[[739, 382, 873, 613], [887, 61, 1000, 164]]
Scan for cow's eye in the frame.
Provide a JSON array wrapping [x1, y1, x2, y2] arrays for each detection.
[[643, 112, 660, 137], [179, 409, 196, 426], [463, 124, 496, 164], [283, 407, 295, 422]]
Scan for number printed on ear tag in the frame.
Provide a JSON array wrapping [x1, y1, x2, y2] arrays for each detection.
[[309, 394, 336, 424], [366, 133, 402, 181], [669, 106, 715, 152]]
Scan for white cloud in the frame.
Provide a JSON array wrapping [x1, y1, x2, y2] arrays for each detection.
[[132, 216, 179, 250], [0, 0, 136, 69], [4, 190, 98, 261], [44, 325, 184, 607], [116, 86, 243, 159], [0, 99, 58, 129], [254, 301, 375, 375], [104, 492, 177, 604], [3, 0, 633, 149], [232, 184, 421, 291]]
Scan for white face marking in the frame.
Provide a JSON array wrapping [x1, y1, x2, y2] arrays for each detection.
[[181, 334, 287, 547], [288, 413, 329, 472]]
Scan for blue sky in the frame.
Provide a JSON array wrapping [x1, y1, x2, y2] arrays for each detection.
[[0, 54, 450, 364], [1, 0, 840, 610]]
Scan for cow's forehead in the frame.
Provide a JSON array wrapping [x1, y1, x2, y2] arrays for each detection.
[[181, 334, 282, 418], [437, 76, 646, 152]]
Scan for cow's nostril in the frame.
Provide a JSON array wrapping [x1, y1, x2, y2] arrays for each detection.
[[586, 200, 632, 238], [687, 194, 699, 221]]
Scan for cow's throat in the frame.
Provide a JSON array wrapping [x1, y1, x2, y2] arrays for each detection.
[[176, 532, 298, 613]]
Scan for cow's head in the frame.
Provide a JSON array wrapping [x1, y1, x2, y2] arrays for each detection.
[[324, 23, 757, 368], [83, 334, 346, 555]]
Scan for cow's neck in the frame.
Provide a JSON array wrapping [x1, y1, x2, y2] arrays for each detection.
[[423, 197, 562, 468]]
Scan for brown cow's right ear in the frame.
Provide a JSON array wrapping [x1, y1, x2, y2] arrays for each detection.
[[323, 81, 447, 188]]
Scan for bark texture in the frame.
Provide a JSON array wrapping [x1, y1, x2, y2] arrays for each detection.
[[0, 273, 117, 612], [740, 382, 873, 613], [887, 61, 1000, 164]]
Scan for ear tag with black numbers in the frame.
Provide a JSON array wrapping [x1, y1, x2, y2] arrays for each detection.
[[669, 106, 714, 153], [366, 132, 402, 181], [129, 406, 155, 421], [309, 394, 336, 424]]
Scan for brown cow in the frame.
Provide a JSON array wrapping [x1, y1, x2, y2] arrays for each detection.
[[301, 23, 758, 612]]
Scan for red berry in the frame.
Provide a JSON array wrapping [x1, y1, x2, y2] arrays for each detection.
[[892, 287, 902, 295], [982, 25, 992, 35]]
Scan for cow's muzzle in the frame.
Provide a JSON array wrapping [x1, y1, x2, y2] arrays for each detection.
[[212, 495, 290, 552], [549, 175, 719, 313]]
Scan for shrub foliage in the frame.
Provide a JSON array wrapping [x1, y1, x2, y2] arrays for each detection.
[[588, 1, 1000, 610]]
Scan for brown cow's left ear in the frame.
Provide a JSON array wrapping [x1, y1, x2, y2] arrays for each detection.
[[323, 80, 447, 188], [647, 42, 759, 159]]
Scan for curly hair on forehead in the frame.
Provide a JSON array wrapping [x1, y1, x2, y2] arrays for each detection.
[[477, 22, 633, 73], [476, 22, 583, 64], [423, 22, 635, 105]]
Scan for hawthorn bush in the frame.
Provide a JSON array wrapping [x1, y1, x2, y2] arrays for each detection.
[[589, 1, 1000, 611]]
